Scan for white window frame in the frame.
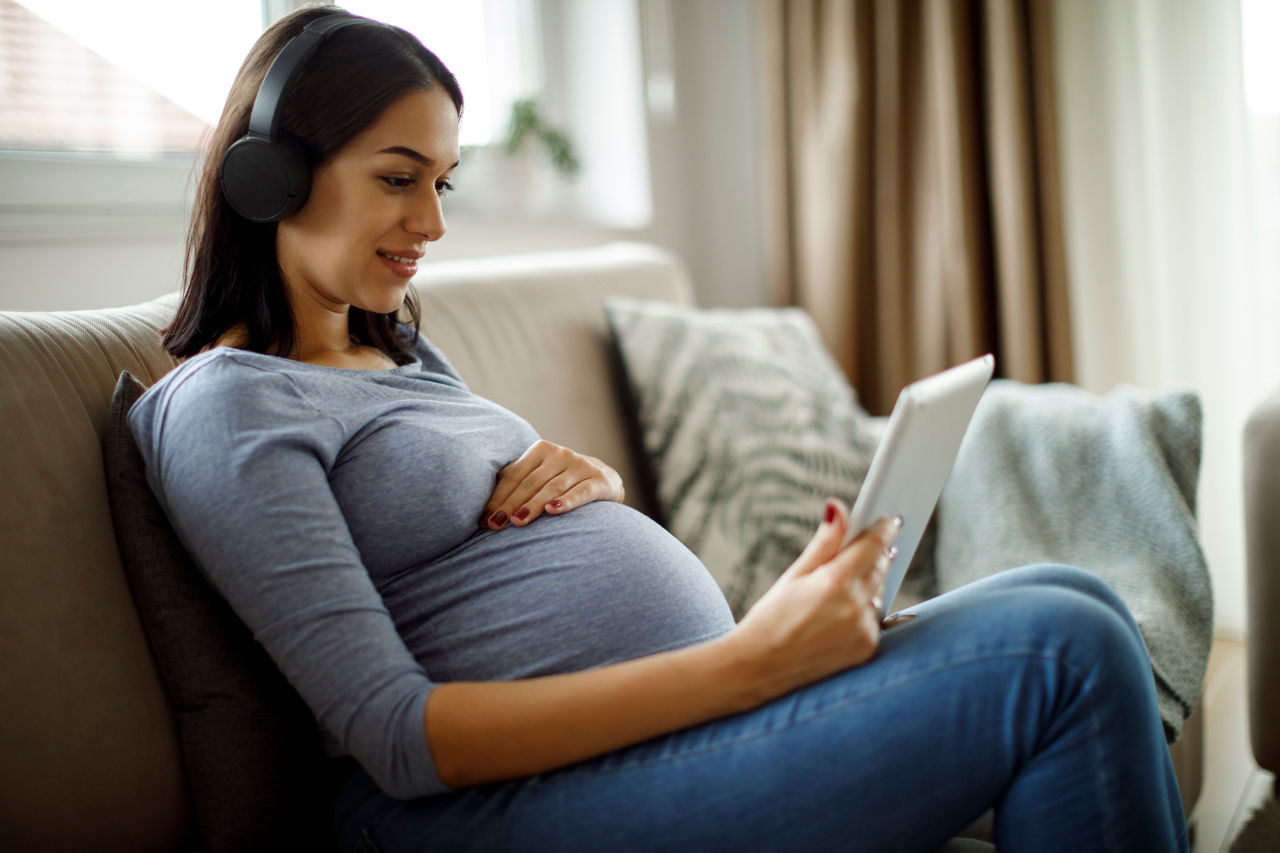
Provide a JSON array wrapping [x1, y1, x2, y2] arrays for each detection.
[[0, 152, 198, 246]]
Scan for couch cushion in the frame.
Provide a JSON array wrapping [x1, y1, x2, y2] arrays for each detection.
[[605, 298, 892, 616], [103, 371, 337, 852]]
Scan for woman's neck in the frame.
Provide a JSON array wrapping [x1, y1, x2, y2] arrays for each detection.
[[209, 319, 398, 371], [289, 301, 397, 369]]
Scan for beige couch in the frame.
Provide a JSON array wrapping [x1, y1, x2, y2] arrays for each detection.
[[0, 242, 1205, 850]]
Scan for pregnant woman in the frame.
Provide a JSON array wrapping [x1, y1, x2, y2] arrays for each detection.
[[129, 7, 1188, 851]]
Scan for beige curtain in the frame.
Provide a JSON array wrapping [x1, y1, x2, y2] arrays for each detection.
[[764, 0, 1072, 414]]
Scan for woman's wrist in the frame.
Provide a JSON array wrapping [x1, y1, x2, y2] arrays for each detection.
[[699, 629, 778, 714]]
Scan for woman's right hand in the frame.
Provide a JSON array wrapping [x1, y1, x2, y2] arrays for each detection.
[[725, 501, 902, 704]]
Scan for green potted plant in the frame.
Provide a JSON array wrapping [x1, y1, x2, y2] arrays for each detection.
[[451, 98, 581, 217], [504, 97, 581, 178]]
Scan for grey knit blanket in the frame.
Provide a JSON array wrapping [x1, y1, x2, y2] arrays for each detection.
[[932, 380, 1212, 742]]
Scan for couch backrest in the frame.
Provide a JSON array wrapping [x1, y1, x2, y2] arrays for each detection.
[[0, 241, 693, 851]]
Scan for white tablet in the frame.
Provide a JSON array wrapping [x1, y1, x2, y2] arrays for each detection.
[[842, 354, 995, 619]]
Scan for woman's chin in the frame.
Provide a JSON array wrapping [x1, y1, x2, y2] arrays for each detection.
[[358, 291, 408, 316]]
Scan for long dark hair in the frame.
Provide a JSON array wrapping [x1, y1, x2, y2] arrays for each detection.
[[163, 5, 463, 364]]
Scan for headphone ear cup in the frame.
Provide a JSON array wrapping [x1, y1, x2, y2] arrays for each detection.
[[219, 134, 313, 222]]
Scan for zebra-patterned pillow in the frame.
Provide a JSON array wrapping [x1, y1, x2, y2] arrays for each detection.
[[605, 298, 885, 617]]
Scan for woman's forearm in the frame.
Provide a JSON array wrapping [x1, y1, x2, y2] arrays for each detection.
[[425, 632, 759, 790]]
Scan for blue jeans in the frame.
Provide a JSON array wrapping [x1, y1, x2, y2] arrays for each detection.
[[333, 565, 1189, 852]]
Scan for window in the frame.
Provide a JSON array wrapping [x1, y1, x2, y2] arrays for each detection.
[[0, 0, 260, 156], [0, 0, 650, 239], [0, 0, 536, 157]]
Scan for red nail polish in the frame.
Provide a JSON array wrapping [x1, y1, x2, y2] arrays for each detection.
[[825, 502, 837, 524], [490, 511, 508, 529], [549, 500, 564, 510], [514, 507, 530, 521]]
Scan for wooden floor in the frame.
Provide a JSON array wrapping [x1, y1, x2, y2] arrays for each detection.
[[1192, 636, 1274, 853]]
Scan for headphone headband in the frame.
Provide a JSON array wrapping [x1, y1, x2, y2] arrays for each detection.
[[248, 14, 373, 139]]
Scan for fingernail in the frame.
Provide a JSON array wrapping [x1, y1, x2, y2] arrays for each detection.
[[514, 507, 530, 521], [548, 500, 564, 510], [489, 510, 508, 529], [886, 546, 899, 560], [825, 501, 837, 525], [881, 613, 916, 631], [892, 515, 904, 530]]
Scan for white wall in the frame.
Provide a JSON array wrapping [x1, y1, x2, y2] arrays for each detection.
[[637, 0, 772, 309], [0, 203, 634, 313], [0, 154, 193, 311]]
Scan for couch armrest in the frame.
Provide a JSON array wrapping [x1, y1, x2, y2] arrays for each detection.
[[1244, 388, 1280, 775]]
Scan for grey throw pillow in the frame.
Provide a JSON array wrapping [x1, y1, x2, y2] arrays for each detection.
[[605, 299, 904, 617], [102, 371, 338, 853]]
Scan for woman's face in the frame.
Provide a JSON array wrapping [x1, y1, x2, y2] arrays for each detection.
[[276, 87, 460, 317]]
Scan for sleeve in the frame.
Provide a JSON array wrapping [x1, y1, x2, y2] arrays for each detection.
[[129, 359, 447, 799]]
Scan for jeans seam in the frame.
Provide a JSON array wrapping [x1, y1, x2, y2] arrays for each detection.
[[1004, 647, 1171, 851], [1056, 654, 1131, 853]]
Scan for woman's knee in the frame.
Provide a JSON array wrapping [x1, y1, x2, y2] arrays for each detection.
[[931, 567, 1143, 660], [991, 564, 1136, 629], [1005, 579, 1155, 688], [1000, 563, 1109, 596], [908, 564, 1153, 679]]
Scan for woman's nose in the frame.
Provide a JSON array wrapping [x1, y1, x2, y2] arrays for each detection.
[[407, 193, 446, 242]]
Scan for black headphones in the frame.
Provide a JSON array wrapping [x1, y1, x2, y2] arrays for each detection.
[[219, 14, 381, 223]]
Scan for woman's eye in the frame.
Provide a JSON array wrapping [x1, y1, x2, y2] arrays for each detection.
[[381, 176, 414, 190], [435, 180, 455, 198]]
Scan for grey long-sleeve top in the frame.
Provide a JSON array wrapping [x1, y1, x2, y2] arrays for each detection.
[[129, 334, 736, 799]]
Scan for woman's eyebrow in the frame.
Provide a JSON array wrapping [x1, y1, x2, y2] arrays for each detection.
[[378, 146, 459, 169]]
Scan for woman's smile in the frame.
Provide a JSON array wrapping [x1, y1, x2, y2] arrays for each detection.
[[377, 249, 423, 279]]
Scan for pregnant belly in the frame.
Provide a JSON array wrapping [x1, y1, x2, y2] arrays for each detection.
[[382, 501, 737, 682]]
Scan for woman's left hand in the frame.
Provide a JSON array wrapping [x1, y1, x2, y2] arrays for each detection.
[[479, 439, 625, 531]]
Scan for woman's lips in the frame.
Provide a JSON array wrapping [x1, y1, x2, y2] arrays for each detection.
[[377, 251, 418, 279]]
